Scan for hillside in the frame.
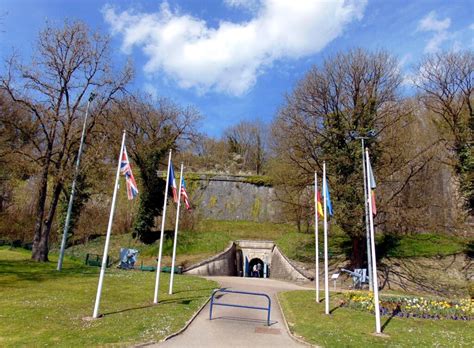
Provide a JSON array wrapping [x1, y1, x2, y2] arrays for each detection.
[[59, 219, 473, 298]]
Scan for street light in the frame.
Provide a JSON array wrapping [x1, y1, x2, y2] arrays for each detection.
[[57, 93, 96, 271], [350, 130, 376, 291]]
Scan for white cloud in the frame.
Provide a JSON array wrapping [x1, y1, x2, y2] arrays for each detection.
[[425, 31, 452, 53], [103, 0, 367, 96], [417, 11, 450, 32], [417, 11, 452, 53], [224, 0, 260, 12]]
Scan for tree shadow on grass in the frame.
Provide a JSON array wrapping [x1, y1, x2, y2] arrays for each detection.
[[158, 295, 207, 305], [103, 304, 156, 316], [466, 240, 474, 258], [0, 259, 97, 285], [171, 286, 217, 295], [329, 303, 343, 314], [381, 307, 400, 333], [376, 234, 401, 261], [102, 295, 208, 316]]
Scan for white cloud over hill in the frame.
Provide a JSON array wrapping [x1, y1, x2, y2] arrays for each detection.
[[104, 0, 367, 96]]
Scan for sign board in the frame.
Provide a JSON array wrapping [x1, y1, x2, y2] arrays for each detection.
[[331, 273, 340, 279]]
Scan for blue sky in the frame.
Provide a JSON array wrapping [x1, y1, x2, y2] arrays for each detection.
[[1, 0, 473, 136]]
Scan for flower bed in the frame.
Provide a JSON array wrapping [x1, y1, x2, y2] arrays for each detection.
[[342, 292, 473, 320]]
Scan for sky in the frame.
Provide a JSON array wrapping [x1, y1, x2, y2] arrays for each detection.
[[1, 0, 473, 136]]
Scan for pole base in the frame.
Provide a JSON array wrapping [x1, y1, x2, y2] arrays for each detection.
[[371, 332, 390, 338]]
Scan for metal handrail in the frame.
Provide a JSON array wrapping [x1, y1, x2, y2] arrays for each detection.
[[209, 288, 271, 326]]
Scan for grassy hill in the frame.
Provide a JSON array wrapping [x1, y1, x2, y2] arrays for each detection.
[[61, 219, 469, 268]]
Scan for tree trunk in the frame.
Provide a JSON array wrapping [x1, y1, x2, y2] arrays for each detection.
[[31, 163, 50, 261], [350, 236, 366, 268], [36, 181, 63, 262]]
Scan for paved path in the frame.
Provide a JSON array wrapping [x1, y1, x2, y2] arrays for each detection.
[[157, 276, 309, 348]]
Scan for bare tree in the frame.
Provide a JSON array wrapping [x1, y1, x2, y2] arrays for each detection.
[[101, 94, 200, 241], [271, 48, 405, 266], [415, 50, 473, 213], [224, 120, 267, 174], [0, 21, 132, 261]]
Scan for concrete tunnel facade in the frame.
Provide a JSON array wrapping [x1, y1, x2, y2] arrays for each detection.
[[183, 240, 309, 282]]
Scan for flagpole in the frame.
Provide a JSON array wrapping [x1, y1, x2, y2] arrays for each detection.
[[154, 150, 172, 304], [314, 172, 320, 303], [361, 138, 373, 291], [323, 162, 329, 315], [92, 130, 126, 319], [57, 94, 95, 271], [365, 149, 381, 333], [169, 163, 183, 295]]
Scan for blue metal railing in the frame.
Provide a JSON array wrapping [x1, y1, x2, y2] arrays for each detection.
[[209, 288, 272, 326]]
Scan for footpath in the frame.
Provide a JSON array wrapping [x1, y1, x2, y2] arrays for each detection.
[[156, 276, 310, 348]]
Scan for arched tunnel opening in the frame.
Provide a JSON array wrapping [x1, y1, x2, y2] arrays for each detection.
[[235, 247, 270, 278], [247, 257, 265, 278]]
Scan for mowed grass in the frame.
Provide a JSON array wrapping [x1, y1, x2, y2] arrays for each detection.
[[382, 233, 467, 258], [63, 220, 469, 269], [278, 290, 473, 347], [0, 248, 217, 347], [65, 220, 302, 267]]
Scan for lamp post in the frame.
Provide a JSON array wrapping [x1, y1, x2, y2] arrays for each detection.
[[349, 130, 376, 290], [57, 93, 96, 271]]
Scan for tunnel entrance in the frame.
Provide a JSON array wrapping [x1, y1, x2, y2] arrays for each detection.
[[184, 240, 313, 282], [247, 257, 265, 278]]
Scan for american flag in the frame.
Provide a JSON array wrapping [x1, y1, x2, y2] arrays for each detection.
[[120, 145, 138, 200], [180, 177, 191, 210]]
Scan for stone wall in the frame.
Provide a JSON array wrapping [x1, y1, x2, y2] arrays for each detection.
[[270, 246, 309, 282], [183, 242, 237, 276], [187, 174, 281, 222]]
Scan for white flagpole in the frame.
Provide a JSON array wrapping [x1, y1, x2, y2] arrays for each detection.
[[92, 130, 126, 319], [323, 162, 329, 315], [57, 94, 95, 271], [154, 150, 172, 304], [169, 163, 183, 295], [365, 149, 381, 333], [314, 172, 320, 303], [361, 138, 373, 291]]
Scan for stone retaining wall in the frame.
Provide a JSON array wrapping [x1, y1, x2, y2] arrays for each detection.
[[270, 246, 309, 282], [186, 174, 282, 222], [183, 242, 237, 276], [183, 239, 311, 283]]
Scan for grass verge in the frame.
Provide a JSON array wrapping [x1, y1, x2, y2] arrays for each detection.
[[0, 247, 217, 347], [278, 290, 473, 347]]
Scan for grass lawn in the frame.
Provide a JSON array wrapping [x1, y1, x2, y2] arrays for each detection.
[[278, 290, 473, 347], [0, 247, 218, 347], [381, 233, 467, 258], [64, 219, 302, 267], [62, 220, 469, 270]]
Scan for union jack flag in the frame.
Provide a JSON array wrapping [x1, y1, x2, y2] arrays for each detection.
[[180, 177, 191, 210], [120, 145, 138, 200]]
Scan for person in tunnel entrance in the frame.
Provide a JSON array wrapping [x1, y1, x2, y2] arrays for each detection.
[[248, 258, 264, 278]]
